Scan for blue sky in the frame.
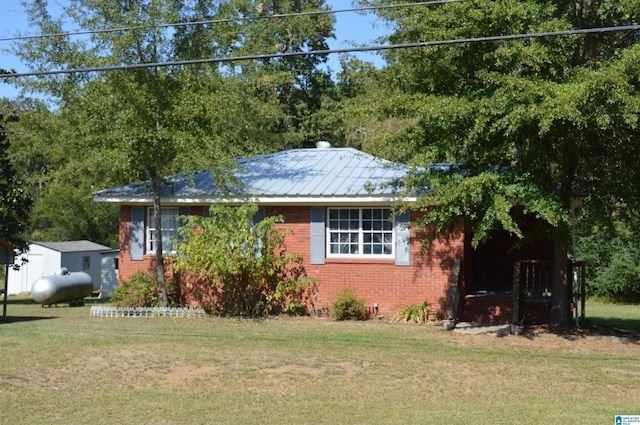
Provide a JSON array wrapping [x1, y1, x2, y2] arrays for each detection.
[[0, 0, 388, 99]]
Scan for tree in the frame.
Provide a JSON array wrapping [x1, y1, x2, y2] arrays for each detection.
[[0, 101, 32, 255], [9, 0, 335, 306], [352, 0, 640, 326], [3, 98, 119, 247]]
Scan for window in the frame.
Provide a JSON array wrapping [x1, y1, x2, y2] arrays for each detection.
[[82, 256, 90, 269], [327, 208, 394, 258], [146, 207, 179, 254]]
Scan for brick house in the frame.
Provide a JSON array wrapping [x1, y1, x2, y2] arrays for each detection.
[[94, 145, 560, 323]]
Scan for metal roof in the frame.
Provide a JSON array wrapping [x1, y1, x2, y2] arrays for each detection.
[[94, 147, 413, 205], [32, 240, 113, 253]]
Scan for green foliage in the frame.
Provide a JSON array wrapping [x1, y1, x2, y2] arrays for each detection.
[[172, 203, 314, 317], [9, 0, 336, 306], [330, 288, 369, 321], [0, 104, 32, 253], [111, 271, 157, 307], [393, 301, 431, 324], [345, 0, 640, 326], [578, 214, 640, 303]]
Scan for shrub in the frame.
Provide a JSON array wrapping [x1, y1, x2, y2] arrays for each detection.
[[393, 301, 431, 324], [330, 288, 368, 321], [111, 271, 157, 307], [111, 271, 177, 307], [171, 203, 316, 317]]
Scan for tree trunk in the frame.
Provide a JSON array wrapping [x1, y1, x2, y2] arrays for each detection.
[[549, 138, 577, 328], [152, 176, 168, 307], [549, 237, 569, 327]]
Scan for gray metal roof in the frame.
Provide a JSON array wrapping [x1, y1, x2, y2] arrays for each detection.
[[94, 147, 413, 204], [32, 240, 113, 253]]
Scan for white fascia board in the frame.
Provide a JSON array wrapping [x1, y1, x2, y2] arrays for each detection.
[[94, 195, 418, 205]]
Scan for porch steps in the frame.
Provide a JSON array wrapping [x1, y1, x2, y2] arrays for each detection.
[[89, 306, 207, 318]]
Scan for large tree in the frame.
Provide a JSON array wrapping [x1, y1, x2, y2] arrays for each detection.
[[0, 100, 32, 255], [352, 0, 640, 326], [8, 0, 334, 305]]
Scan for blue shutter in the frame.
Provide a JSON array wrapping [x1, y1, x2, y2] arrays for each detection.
[[395, 210, 411, 266], [251, 206, 266, 258], [310, 207, 325, 265], [252, 206, 266, 225], [177, 207, 192, 241], [130, 206, 145, 261]]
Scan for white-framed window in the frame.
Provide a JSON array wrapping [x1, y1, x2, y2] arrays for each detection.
[[146, 207, 179, 254], [327, 208, 394, 258]]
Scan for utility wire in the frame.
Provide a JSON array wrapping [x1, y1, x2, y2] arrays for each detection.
[[0, 1, 464, 43], [1, 23, 639, 79]]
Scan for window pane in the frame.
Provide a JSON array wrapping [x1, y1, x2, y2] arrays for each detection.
[[147, 207, 179, 254], [327, 208, 393, 257]]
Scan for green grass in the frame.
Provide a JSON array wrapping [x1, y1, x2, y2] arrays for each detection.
[[0, 297, 638, 424], [583, 299, 640, 331]]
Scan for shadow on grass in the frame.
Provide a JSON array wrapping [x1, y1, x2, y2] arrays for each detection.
[[516, 320, 640, 343], [584, 317, 640, 332], [0, 315, 58, 324], [4, 296, 110, 306]]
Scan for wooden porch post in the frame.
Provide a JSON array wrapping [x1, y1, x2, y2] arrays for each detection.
[[512, 260, 520, 324]]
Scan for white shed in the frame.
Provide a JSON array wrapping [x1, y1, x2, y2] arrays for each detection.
[[7, 241, 115, 296], [100, 249, 119, 297]]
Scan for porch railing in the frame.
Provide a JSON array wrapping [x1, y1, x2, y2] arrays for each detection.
[[512, 260, 586, 324]]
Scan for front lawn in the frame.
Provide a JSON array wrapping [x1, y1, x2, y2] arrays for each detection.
[[0, 298, 638, 424]]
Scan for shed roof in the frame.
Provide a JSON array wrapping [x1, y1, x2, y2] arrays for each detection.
[[32, 240, 113, 253], [94, 147, 414, 205]]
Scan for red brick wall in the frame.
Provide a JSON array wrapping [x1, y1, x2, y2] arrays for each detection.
[[116, 204, 465, 319], [269, 206, 464, 319]]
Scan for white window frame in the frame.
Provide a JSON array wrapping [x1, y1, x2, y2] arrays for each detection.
[[146, 207, 179, 254], [326, 207, 395, 259]]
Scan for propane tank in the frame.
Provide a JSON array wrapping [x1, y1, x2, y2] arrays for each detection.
[[31, 268, 93, 306]]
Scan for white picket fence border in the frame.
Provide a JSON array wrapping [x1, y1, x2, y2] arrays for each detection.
[[90, 306, 207, 318]]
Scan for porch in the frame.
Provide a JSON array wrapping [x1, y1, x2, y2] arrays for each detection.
[[459, 260, 585, 325]]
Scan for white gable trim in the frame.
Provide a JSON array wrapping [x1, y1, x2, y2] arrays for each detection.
[[94, 195, 417, 205]]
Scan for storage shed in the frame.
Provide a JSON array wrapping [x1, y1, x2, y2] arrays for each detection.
[[7, 241, 115, 296]]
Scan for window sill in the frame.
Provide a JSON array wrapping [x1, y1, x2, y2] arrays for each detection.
[[324, 257, 396, 264]]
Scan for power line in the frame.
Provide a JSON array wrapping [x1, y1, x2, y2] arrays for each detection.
[[1, 23, 639, 79], [0, 1, 464, 43]]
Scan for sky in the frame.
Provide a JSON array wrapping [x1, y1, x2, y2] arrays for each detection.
[[0, 0, 389, 99]]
